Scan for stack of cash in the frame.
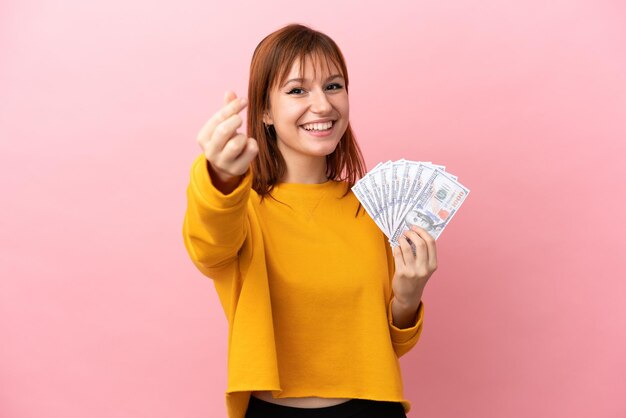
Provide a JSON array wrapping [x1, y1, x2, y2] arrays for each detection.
[[352, 160, 470, 245]]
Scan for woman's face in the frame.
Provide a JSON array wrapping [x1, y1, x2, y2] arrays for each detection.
[[263, 56, 349, 167]]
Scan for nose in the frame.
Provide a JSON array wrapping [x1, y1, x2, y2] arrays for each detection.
[[309, 89, 332, 114]]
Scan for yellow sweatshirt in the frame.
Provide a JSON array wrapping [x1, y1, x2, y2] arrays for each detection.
[[182, 155, 424, 418]]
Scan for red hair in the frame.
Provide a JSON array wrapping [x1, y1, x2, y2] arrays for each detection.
[[247, 23, 366, 198]]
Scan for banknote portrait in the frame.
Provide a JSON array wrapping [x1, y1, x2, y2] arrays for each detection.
[[404, 209, 447, 238]]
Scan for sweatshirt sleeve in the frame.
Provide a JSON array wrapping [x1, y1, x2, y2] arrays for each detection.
[[388, 299, 425, 358], [385, 242, 425, 358], [182, 154, 253, 278]]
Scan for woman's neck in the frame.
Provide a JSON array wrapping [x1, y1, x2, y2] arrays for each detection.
[[280, 154, 328, 184]]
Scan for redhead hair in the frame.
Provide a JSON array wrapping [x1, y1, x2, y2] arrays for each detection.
[[247, 23, 366, 198]]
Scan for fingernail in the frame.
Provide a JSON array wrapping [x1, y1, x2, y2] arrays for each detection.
[[240, 97, 248, 106]]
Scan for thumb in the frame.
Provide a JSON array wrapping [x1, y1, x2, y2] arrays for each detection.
[[231, 137, 258, 175], [240, 137, 259, 162]]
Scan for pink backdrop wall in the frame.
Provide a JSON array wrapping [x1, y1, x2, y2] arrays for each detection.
[[2, 0, 625, 417]]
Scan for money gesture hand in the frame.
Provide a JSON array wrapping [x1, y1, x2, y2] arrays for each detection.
[[196, 91, 258, 194]]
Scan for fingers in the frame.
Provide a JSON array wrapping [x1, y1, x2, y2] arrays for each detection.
[[214, 95, 247, 129], [392, 243, 406, 268], [402, 228, 436, 276], [196, 94, 248, 149], [223, 90, 237, 106], [410, 226, 438, 271], [398, 235, 414, 266], [392, 227, 438, 291], [205, 113, 244, 155]]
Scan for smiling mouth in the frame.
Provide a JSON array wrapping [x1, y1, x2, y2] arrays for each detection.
[[300, 121, 334, 132]]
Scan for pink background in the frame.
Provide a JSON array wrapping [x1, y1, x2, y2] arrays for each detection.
[[2, 0, 625, 417]]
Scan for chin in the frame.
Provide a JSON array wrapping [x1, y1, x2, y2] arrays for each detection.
[[309, 142, 341, 157]]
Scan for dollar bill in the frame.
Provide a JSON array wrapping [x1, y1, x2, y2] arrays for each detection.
[[378, 162, 394, 234], [368, 165, 390, 236], [395, 162, 416, 232], [352, 159, 469, 243], [353, 179, 387, 235], [390, 169, 469, 243], [397, 162, 436, 229], [390, 160, 404, 234]]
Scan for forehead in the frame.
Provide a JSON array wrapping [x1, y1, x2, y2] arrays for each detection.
[[276, 53, 343, 86]]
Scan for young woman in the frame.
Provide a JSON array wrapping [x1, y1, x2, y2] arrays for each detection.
[[183, 23, 438, 418]]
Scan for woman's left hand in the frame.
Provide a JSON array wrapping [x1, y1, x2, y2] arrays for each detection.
[[391, 225, 438, 307]]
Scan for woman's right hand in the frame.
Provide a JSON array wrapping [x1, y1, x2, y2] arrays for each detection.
[[196, 90, 258, 192]]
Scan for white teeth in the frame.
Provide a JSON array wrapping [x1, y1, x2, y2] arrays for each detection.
[[302, 121, 333, 131]]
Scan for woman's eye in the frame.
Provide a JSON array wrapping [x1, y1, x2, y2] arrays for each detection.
[[287, 88, 304, 95], [326, 83, 343, 91]]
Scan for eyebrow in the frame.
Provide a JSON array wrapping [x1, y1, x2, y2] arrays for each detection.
[[281, 74, 344, 88]]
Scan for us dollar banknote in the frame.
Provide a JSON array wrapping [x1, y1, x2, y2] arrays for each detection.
[[390, 168, 469, 243], [352, 160, 469, 243]]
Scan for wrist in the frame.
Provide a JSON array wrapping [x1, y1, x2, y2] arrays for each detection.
[[206, 160, 241, 194], [391, 294, 422, 329], [393, 288, 424, 311]]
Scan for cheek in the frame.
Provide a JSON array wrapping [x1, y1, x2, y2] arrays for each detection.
[[335, 95, 350, 118], [278, 103, 305, 126]]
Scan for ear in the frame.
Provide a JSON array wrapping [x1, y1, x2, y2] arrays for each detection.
[[263, 110, 274, 126]]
